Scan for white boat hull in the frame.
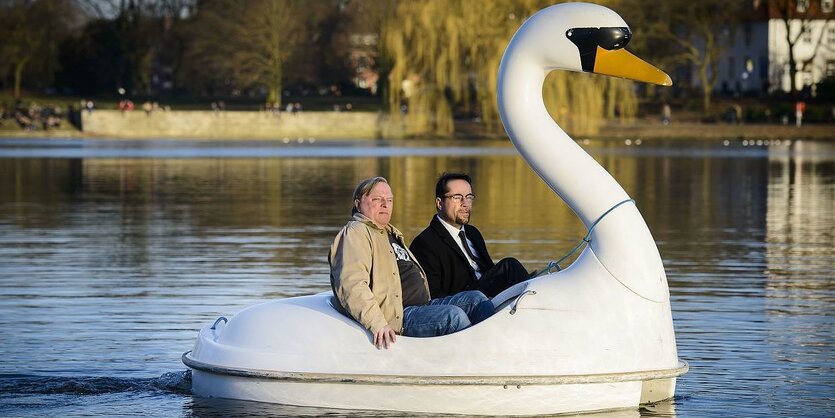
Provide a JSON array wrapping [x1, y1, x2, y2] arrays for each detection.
[[188, 359, 683, 415], [184, 268, 686, 415]]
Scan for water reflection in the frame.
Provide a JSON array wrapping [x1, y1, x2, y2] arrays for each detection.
[[0, 139, 832, 417], [185, 396, 651, 418], [766, 141, 834, 296], [762, 141, 834, 410]]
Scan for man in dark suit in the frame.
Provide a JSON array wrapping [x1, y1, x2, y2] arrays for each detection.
[[410, 173, 531, 298]]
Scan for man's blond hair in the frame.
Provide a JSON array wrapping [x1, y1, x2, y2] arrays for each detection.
[[352, 176, 388, 214]]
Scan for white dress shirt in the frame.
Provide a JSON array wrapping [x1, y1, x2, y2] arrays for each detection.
[[436, 215, 483, 280]]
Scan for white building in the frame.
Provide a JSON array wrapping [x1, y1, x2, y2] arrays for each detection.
[[703, 0, 834, 95]]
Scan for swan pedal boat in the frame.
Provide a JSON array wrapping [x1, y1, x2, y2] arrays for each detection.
[[184, 3, 688, 415]]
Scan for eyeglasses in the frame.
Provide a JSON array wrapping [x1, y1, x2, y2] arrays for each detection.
[[443, 193, 476, 203], [370, 196, 393, 205]]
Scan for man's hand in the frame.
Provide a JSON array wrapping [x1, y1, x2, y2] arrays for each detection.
[[374, 325, 397, 349]]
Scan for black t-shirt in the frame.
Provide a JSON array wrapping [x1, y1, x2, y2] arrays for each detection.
[[388, 233, 430, 307]]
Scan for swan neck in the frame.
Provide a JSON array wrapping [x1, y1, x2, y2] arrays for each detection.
[[499, 58, 629, 226]]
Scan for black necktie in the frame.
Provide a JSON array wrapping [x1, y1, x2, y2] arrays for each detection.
[[458, 230, 486, 272]]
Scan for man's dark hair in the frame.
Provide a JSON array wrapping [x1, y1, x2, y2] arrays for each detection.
[[435, 172, 472, 199]]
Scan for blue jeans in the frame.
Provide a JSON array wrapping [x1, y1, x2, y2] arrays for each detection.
[[401, 290, 493, 337]]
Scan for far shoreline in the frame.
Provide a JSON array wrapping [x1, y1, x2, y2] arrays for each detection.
[[1, 112, 833, 142]]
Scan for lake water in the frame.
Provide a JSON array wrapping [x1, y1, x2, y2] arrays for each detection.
[[0, 137, 832, 417]]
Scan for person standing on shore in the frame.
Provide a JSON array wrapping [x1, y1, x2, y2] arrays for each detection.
[[795, 100, 806, 127], [661, 103, 671, 125]]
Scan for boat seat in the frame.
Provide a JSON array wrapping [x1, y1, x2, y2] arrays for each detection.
[[327, 292, 510, 333], [328, 295, 350, 317]]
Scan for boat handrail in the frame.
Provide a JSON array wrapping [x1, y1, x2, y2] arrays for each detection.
[[211, 316, 228, 330], [509, 290, 536, 314], [536, 198, 636, 276]]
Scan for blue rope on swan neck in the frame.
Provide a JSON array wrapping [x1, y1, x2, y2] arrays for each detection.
[[536, 198, 636, 276]]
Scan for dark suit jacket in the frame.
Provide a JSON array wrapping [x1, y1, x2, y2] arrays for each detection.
[[409, 216, 495, 298]]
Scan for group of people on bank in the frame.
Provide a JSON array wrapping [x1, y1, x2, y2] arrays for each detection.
[[0, 101, 64, 131], [329, 173, 532, 349]]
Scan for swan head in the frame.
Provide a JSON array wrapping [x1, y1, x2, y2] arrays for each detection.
[[504, 2, 671, 86]]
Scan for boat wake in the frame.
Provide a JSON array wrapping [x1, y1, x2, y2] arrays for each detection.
[[0, 370, 192, 396]]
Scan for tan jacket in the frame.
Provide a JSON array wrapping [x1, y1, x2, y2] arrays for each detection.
[[329, 213, 429, 334]]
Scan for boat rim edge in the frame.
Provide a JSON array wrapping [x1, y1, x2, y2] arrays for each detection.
[[182, 351, 688, 386]]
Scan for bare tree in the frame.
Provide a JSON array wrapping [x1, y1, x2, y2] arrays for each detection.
[[143, 0, 195, 18], [0, 0, 75, 99], [71, 0, 118, 18], [636, 0, 742, 112], [184, 0, 318, 105], [769, 0, 833, 95]]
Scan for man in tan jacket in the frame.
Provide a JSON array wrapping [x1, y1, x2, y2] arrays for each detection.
[[330, 176, 493, 349]]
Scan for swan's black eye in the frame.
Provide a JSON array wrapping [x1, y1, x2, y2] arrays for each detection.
[[566, 27, 632, 71]]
